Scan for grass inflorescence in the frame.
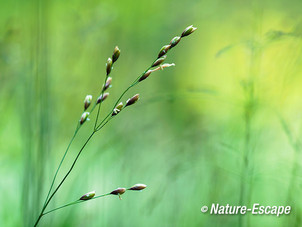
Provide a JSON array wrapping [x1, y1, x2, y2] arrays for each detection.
[[33, 25, 197, 226]]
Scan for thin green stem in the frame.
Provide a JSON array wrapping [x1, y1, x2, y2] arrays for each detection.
[[35, 119, 111, 227], [42, 94, 103, 210], [46, 131, 95, 207], [94, 74, 109, 130], [43, 193, 111, 216], [43, 124, 80, 208], [96, 118, 111, 132], [34, 131, 96, 227], [44, 201, 81, 215]]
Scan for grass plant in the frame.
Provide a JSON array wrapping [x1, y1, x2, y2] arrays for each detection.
[[33, 25, 197, 226]]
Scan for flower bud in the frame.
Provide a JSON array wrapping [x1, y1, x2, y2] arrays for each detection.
[[80, 112, 90, 125], [106, 58, 112, 75], [181, 25, 197, 37], [138, 70, 152, 82], [112, 46, 120, 63], [170, 36, 181, 48], [158, 45, 171, 58], [103, 77, 112, 91], [151, 55, 166, 67], [84, 95, 92, 110], [110, 187, 126, 199], [125, 94, 139, 107], [97, 93, 109, 104], [80, 191, 96, 200], [128, 184, 147, 191]]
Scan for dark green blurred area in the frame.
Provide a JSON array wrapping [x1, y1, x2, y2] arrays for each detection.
[[1, 0, 302, 226]]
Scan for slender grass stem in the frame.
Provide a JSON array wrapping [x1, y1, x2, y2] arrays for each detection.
[[34, 131, 95, 227], [42, 102, 99, 208], [43, 193, 111, 216], [43, 124, 80, 208], [41, 89, 106, 210], [94, 74, 109, 130], [34, 118, 112, 227]]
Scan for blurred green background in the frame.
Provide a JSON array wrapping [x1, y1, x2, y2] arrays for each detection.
[[1, 0, 302, 226]]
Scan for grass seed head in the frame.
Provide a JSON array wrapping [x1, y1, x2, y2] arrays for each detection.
[[106, 58, 113, 75], [112, 102, 123, 116], [80, 191, 96, 200], [125, 94, 140, 107], [103, 77, 112, 91], [80, 112, 90, 125], [110, 188, 126, 199], [181, 25, 197, 37], [84, 95, 92, 110], [97, 92, 109, 104], [128, 184, 147, 191], [139, 70, 152, 82], [170, 36, 181, 48], [158, 45, 171, 58], [112, 46, 120, 63], [112, 109, 120, 116], [152, 55, 166, 67], [116, 102, 123, 111]]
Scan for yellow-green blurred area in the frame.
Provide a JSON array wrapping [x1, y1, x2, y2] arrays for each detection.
[[1, 0, 302, 226]]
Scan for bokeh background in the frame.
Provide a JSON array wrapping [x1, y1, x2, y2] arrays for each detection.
[[1, 0, 302, 226]]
